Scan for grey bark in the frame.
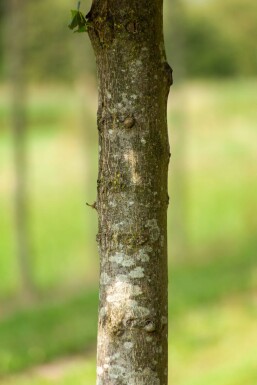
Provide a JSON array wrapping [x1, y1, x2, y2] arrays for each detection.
[[8, 0, 34, 297], [87, 1, 172, 383]]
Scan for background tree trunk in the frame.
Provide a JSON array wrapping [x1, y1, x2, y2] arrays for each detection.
[[8, 0, 34, 298], [87, 0, 172, 383], [166, 0, 188, 261]]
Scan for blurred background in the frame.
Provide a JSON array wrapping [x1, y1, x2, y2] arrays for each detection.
[[0, 0, 257, 384]]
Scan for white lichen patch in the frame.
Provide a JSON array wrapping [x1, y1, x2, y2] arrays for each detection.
[[115, 274, 129, 282], [133, 306, 150, 318], [110, 352, 120, 361], [97, 366, 104, 375], [107, 295, 138, 307], [109, 364, 127, 379], [145, 321, 156, 333], [107, 364, 160, 385], [129, 266, 144, 279], [99, 306, 107, 319], [135, 60, 142, 66], [118, 368, 160, 385], [100, 272, 111, 285], [105, 281, 153, 342], [141, 368, 160, 384], [146, 336, 153, 342], [137, 248, 150, 263], [110, 252, 135, 267], [146, 218, 160, 242], [121, 92, 128, 100], [145, 245, 153, 253], [106, 281, 142, 304], [111, 221, 126, 232], [124, 341, 133, 350], [161, 316, 168, 325], [141, 137, 146, 145]]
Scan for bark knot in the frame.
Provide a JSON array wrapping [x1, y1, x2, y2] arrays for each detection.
[[145, 320, 156, 333], [164, 62, 173, 87], [124, 116, 135, 129]]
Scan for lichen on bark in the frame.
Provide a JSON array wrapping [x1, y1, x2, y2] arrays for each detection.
[[87, 0, 172, 384]]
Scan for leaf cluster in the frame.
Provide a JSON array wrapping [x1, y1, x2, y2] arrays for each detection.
[[68, 10, 88, 33]]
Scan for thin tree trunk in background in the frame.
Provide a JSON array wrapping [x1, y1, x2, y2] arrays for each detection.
[[87, 0, 172, 383], [9, 0, 34, 298], [171, 98, 188, 259], [166, 0, 188, 259]]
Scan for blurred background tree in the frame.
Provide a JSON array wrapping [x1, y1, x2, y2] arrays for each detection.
[[0, 0, 257, 384], [6, 0, 36, 300], [165, 0, 189, 260]]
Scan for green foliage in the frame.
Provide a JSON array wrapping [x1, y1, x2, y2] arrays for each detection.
[[1, 0, 257, 79], [164, 0, 257, 78], [68, 10, 88, 33], [183, 16, 238, 77]]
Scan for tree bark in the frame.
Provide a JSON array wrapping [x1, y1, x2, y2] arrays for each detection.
[[87, 1, 172, 384]]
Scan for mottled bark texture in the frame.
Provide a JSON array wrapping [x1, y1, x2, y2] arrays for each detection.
[[87, 0, 172, 384]]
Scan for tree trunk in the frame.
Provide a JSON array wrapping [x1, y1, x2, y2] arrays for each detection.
[[166, 0, 188, 260], [8, 0, 34, 298], [87, 1, 172, 383]]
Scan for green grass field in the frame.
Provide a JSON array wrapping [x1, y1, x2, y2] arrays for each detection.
[[0, 79, 257, 384]]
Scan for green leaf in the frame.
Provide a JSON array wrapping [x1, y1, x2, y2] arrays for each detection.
[[68, 10, 87, 33], [69, 13, 79, 30], [77, 11, 86, 26], [75, 26, 88, 33], [71, 9, 78, 17]]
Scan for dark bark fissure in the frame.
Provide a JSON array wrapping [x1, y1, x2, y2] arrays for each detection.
[[87, 1, 172, 384]]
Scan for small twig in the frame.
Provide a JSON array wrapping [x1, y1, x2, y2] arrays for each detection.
[[86, 201, 97, 210], [77, 1, 81, 10]]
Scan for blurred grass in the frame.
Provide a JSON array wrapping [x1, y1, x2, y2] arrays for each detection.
[[0, 79, 257, 384], [170, 238, 256, 314], [0, 238, 256, 383], [0, 358, 97, 385], [0, 291, 97, 375]]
